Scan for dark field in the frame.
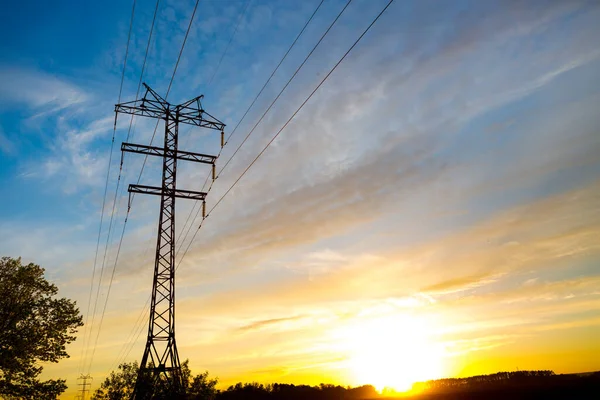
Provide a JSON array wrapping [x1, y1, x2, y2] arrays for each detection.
[[215, 371, 600, 400], [385, 372, 600, 400]]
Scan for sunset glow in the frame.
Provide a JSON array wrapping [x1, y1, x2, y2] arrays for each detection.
[[1, 0, 599, 398], [338, 314, 445, 392]]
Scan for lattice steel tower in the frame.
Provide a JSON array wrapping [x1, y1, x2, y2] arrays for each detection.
[[115, 84, 225, 399]]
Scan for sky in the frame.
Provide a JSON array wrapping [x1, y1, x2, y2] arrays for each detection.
[[1, 0, 600, 397]]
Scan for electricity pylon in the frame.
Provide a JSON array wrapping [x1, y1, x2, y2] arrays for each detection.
[[115, 84, 225, 399], [76, 374, 92, 400]]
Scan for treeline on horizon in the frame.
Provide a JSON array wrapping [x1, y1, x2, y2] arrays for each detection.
[[215, 370, 600, 400], [416, 370, 556, 391], [89, 360, 600, 400], [217, 382, 378, 400], [410, 370, 600, 400]]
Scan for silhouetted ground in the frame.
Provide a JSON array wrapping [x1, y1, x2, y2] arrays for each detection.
[[384, 371, 600, 400], [216, 371, 600, 400]]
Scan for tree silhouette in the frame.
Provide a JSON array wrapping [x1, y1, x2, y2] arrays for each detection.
[[91, 360, 218, 400], [216, 382, 378, 400], [91, 366, 600, 400], [91, 362, 138, 400], [0, 256, 83, 400]]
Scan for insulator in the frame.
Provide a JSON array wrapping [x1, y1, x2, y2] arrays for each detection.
[[202, 200, 206, 219], [212, 163, 216, 181], [221, 131, 225, 148]]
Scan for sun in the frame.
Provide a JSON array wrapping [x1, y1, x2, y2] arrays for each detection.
[[337, 313, 445, 393]]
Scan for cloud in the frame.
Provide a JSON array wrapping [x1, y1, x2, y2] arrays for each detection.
[[236, 315, 306, 333], [20, 110, 158, 197], [444, 334, 524, 356], [470, 275, 600, 309], [420, 273, 502, 296], [30, 0, 600, 388], [89, 0, 600, 293], [161, 0, 599, 274], [0, 222, 96, 281], [0, 67, 87, 113], [0, 125, 15, 155], [181, 178, 600, 319]]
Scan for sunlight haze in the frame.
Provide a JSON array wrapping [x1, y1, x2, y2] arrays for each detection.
[[0, 0, 599, 398]]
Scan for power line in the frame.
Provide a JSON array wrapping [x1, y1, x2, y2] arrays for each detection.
[[120, 307, 149, 366], [110, 293, 151, 370], [96, 4, 161, 360], [222, 0, 327, 148], [179, 0, 254, 150], [117, 2, 137, 103], [175, 0, 341, 261], [86, 0, 204, 378], [107, 0, 203, 366], [82, 152, 124, 369], [104, 0, 395, 376], [132, 0, 200, 198], [86, 206, 132, 375], [124, 0, 161, 144], [209, 0, 394, 214], [177, 0, 258, 245], [112, 0, 245, 368], [108, 238, 155, 370], [113, 1, 258, 364], [167, 0, 200, 96], [207, 0, 252, 87], [78, 0, 137, 376], [175, 0, 326, 253], [84, 133, 136, 375], [178, 0, 395, 267], [81, 0, 160, 376], [216, 0, 351, 178]]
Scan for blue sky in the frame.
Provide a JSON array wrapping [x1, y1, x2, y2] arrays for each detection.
[[1, 0, 600, 396]]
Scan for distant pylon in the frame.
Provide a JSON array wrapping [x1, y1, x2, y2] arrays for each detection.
[[76, 374, 92, 400], [115, 84, 225, 399]]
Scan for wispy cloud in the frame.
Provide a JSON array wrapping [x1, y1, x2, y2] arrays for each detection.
[[10, 0, 599, 391], [0, 125, 15, 155], [236, 315, 306, 333], [0, 67, 87, 112], [181, 178, 600, 317], [421, 273, 503, 296]]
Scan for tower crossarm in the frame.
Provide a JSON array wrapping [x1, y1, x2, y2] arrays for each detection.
[[142, 83, 168, 106], [115, 83, 169, 120], [176, 102, 225, 130], [128, 184, 208, 201], [122, 142, 216, 164], [115, 100, 165, 119], [115, 98, 167, 119], [115, 82, 225, 131]]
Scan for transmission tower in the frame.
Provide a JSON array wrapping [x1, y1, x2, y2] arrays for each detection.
[[76, 374, 92, 400], [115, 84, 225, 399]]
